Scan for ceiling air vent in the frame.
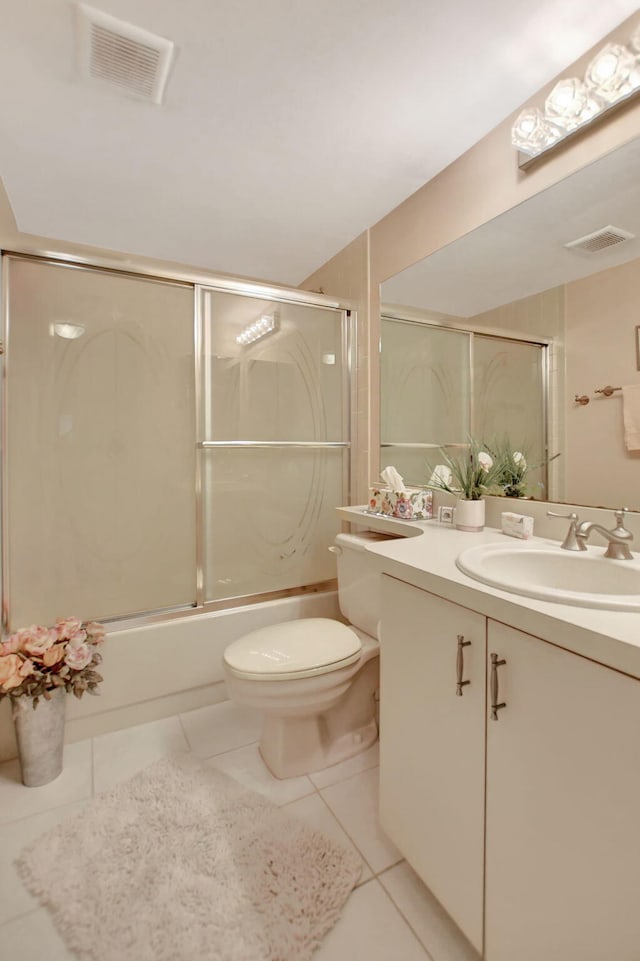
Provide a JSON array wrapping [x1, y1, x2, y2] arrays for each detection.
[[76, 4, 174, 104], [564, 225, 635, 254]]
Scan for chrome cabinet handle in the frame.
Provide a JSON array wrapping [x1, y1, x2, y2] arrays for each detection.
[[456, 635, 471, 696], [490, 652, 506, 720]]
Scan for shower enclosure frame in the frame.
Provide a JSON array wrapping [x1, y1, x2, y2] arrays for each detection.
[[379, 311, 552, 495], [0, 251, 354, 634]]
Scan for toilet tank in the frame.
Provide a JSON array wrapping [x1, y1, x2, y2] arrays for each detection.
[[332, 531, 397, 639]]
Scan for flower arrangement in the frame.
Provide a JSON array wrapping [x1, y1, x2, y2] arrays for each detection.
[[426, 440, 501, 500], [495, 446, 529, 498], [484, 438, 561, 498], [0, 618, 105, 708]]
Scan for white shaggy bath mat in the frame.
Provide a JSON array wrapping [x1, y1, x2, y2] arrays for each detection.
[[16, 754, 362, 961]]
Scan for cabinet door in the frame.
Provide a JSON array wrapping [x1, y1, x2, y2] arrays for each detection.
[[379, 574, 486, 952], [486, 621, 640, 961]]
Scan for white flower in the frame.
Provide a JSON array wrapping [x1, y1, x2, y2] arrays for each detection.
[[477, 451, 493, 471], [513, 451, 526, 468], [429, 465, 453, 487]]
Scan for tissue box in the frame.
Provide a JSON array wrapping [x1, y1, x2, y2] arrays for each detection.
[[501, 511, 534, 539], [368, 487, 433, 520]]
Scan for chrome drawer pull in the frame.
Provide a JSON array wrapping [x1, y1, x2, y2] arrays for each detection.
[[456, 635, 471, 696], [490, 653, 507, 719]]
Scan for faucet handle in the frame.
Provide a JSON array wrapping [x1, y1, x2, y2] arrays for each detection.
[[613, 508, 633, 540], [546, 510, 586, 551]]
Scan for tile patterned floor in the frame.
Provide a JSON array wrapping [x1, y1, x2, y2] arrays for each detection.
[[0, 701, 480, 961]]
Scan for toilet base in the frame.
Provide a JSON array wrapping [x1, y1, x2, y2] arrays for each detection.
[[260, 715, 378, 780], [257, 653, 379, 779]]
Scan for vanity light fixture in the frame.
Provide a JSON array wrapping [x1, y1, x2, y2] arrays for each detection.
[[512, 21, 640, 167], [236, 312, 278, 346]]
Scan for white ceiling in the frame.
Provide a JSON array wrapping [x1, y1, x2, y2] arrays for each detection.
[[0, 1, 639, 286]]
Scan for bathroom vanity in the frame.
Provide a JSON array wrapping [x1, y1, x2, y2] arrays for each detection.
[[337, 507, 640, 961]]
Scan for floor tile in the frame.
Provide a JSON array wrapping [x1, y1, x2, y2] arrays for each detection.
[[314, 879, 429, 961], [179, 699, 262, 758], [205, 743, 315, 805], [380, 862, 481, 961], [93, 715, 189, 794], [283, 792, 373, 885], [309, 741, 379, 789], [0, 740, 92, 827], [0, 907, 76, 960], [0, 799, 89, 926], [320, 767, 402, 874]]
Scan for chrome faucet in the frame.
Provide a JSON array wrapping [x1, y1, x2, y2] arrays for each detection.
[[576, 508, 634, 560], [548, 508, 634, 560]]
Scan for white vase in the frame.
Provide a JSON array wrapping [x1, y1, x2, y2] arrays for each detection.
[[11, 688, 66, 787], [455, 497, 485, 532]]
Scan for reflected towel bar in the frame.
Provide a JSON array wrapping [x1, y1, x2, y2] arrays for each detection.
[[595, 386, 622, 397]]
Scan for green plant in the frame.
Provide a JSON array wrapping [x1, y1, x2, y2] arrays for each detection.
[[426, 440, 501, 500], [484, 437, 560, 498]]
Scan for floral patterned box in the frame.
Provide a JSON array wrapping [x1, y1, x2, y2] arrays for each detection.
[[367, 487, 433, 520]]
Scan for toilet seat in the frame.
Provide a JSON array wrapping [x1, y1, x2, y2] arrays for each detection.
[[223, 617, 362, 681]]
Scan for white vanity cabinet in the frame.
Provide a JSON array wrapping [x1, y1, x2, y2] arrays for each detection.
[[379, 574, 486, 952], [485, 620, 640, 961], [380, 573, 640, 961]]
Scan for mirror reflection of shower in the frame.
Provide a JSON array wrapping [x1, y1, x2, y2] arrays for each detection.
[[380, 315, 549, 498]]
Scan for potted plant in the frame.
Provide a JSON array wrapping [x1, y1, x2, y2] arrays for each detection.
[[0, 617, 105, 786], [485, 437, 561, 498], [426, 440, 501, 531]]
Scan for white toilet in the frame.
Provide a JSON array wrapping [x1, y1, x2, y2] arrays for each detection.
[[223, 531, 390, 779]]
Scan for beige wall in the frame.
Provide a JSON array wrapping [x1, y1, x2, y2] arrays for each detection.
[[565, 257, 640, 508], [301, 12, 640, 499]]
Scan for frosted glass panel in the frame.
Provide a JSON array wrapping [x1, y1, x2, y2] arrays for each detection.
[[473, 336, 547, 497], [203, 448, 345, 601], [6, 258, 196, 627], [380, 320, 469, 487], [199, 288, 348, 602], [201, 291, 345, 442]]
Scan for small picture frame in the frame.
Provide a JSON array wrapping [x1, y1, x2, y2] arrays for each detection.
[[636, 326, 640, 371]]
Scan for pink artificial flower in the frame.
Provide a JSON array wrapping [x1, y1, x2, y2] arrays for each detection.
[[64, 643, 92, 671], [20, 625, 57, 657], [19, 658, 35, 677], [0, 653, 23, 691], [55, 617, 84, 642], [85, 621, 106, 644], [0, 634, 21, 655], [42, 644, 66, 668]]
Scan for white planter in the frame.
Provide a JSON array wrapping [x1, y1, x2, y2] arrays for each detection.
[[455, 498, 485, 532]]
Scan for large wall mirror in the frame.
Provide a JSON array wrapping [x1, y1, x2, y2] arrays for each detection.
[[380, 134, 640, 511]]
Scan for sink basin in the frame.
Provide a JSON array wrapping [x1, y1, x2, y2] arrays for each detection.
[[456, 541, 640, 611]]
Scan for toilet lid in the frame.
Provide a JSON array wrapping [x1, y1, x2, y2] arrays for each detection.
[[224, 618, 362, 679]]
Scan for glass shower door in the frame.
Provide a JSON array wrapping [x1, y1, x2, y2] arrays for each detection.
[[380, 318, 470, 487], [198, 288, 349, 603], [473, 335, 547, 497], [4, 256, 197, 628]]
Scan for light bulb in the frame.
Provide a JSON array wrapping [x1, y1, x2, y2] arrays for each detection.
[[585, 42, 640, 103], [545, 77, 600, 131]]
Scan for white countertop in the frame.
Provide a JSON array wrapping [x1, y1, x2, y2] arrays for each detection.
[[337, 506, 640, 680]]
